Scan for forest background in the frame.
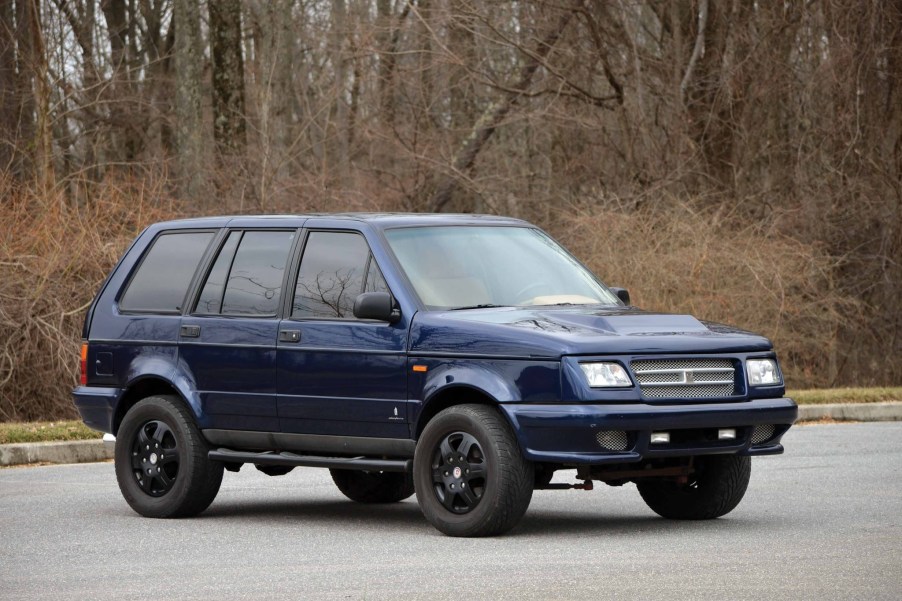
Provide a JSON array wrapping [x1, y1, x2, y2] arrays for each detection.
[[1, 0, 900, 421]]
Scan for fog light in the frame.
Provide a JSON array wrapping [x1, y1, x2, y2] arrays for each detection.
[[650, 432, 670, 444], [718, 428, 736, 440]]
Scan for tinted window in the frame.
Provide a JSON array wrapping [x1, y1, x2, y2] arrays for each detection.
[[364, 258, 389, 294], [120, 231, 214, 313], [293, 232, 377, 319], [195, 232, 241, 314], [220, 231, 295, 316]]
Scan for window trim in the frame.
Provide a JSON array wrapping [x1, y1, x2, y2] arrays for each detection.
[[186, 228, 301, 320], [287, 228, 394, 323], [191, 230, 242, 316], [117, 228, 219, 316]]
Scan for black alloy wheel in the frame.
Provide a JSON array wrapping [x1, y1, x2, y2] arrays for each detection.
[[130, 420, 180, 496], [414, 404, 534, 537], [431, 432, 487, 514], [115, 395, 223, 518]]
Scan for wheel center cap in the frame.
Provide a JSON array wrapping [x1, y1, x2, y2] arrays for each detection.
[[149, 453, 158, 465], [453, 466, 462, 479]]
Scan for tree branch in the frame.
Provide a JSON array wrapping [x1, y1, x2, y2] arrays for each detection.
[[428, 4, 578, 212]]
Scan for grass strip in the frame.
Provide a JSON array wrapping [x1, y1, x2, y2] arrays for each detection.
[[789, 387, 902, 405], [0, 420, 100, 444]]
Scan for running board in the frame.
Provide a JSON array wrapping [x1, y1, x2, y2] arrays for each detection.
[[208, 448, 411, 473]]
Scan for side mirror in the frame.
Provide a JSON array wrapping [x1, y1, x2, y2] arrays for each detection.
[[610, 287, 631, 305], [353, 292, 400, 323]]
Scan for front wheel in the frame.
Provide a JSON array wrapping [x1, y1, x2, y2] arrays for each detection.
[[414, 404, 534, 537], [114, 395, 223, 518], [637, 455, 751, 520]]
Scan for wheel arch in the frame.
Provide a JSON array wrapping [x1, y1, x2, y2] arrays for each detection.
[[414, 361, 524, 439], [112, 376, 198, 436], [414, 385, 501, 439]]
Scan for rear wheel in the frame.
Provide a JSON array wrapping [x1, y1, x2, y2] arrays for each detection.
[[414, 404, 533, 537], [637, 455, 751, 520], [330, 469, 414, 503], [114, 395, 223, 518]]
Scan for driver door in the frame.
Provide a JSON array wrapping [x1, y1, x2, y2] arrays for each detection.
[[277, 230, 408, 438]]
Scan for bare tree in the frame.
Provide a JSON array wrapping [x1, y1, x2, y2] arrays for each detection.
[[209, 0, 246, 158], [174, 0, 205, 199]]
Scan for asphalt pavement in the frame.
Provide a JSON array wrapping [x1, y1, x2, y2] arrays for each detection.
[[1, 422, 900, 600]]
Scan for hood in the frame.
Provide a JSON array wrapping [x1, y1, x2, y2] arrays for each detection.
[[409, 305, 772, 358]]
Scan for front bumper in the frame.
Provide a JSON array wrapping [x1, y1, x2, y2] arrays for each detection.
[[499, 397, 797, 465]]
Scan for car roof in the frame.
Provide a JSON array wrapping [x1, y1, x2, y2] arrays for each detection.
[[149, 213, 533, 231]]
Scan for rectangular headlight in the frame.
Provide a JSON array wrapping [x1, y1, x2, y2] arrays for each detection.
[[746, 359, 782, 386], [580, 362, 632, 387]]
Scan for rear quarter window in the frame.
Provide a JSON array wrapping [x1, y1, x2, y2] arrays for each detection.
[[119, 231, 215, 313]]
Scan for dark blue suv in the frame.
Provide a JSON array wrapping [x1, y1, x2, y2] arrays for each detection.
[[73, 214, 797, 536]]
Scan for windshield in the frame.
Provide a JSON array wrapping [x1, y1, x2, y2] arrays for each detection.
[[384, 226, 619, 310]]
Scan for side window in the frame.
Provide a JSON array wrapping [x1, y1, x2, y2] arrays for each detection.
[[195, 232, 241, 314], [193, 230, 294, 317], [364, 257, 389, 294], [120, 231, 214, 313], [293, 231, 387, 319]]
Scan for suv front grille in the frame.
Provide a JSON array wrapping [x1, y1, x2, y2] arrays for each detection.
[[631, 359, 736, 399]]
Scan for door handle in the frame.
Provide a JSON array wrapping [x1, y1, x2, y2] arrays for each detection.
[[279, 330, 301, 343], [180, 325, 201, 338]]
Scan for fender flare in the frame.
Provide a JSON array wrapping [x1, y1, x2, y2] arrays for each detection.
[[415, 362, 521, 436], [115, 355, 204, 428]]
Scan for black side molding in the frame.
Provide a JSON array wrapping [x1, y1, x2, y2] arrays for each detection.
[[209, 448, 411, 473], [202, 429, 416, 458]]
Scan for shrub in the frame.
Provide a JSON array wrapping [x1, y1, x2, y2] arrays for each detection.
[[0, 178, 177, 421], [557, 204, 858, 389]]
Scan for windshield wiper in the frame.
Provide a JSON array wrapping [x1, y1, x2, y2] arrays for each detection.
[[449, 304, 510, 311]]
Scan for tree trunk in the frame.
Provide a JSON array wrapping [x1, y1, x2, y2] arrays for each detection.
[[0, 0, 17, 175], [174, 0, 205, 200], [209, 0, 246, 159], [102, 0, 141, 162], [377, 0, 412, 127]]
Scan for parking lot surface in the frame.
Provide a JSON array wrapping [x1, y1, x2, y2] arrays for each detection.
[[1, 422, 900, 600]]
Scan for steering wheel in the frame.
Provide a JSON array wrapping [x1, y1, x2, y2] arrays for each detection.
[[513, 282, 549, 304]]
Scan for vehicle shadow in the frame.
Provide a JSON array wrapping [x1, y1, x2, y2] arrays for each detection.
[[192, 497, 771, 538], [512, 509, 767, 538], [201, 497, 432, 532]]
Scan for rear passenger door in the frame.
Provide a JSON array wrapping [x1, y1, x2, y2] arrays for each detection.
[[277, 229, 408, 438], [95, 230, 216, 392], [180, 229, 298, 432]]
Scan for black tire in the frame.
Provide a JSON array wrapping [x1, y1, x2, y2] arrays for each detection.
[[330, 469, 415, 503], [414, 404, 534, 537], [256, 465, 295, 477], [533, 464, 555, 490], [637, 455, 751, 520], [114, 395, 223, 518]]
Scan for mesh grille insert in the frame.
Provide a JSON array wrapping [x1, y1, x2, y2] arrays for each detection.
[[751, 424, 776, 445], [631, 359, 736, 399], [595, 430, 629, 451]]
